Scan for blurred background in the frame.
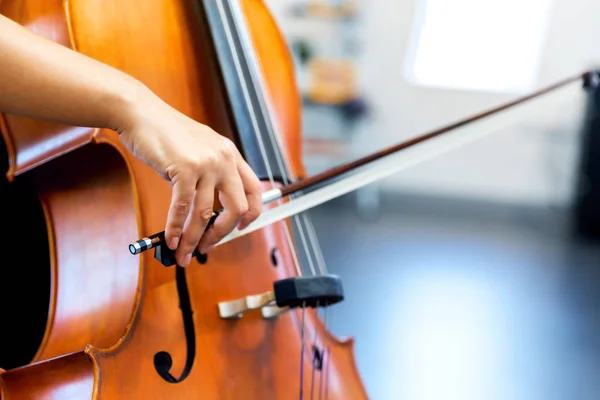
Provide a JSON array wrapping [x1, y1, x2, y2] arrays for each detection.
[[264, 0, 600, 399]]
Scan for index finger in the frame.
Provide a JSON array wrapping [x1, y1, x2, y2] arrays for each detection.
[[165, 174, 196, 250], [236, 157, 262, 230], [198, 171, 248, 253]]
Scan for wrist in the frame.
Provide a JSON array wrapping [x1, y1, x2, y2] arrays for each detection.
[[105, 76, 154, 134]]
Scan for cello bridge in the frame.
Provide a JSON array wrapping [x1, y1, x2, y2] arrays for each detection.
[[217, 274, 344, 320], [217, 291, 288, 319]]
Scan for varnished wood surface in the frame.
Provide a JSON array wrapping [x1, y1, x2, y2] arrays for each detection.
[[0, 0, 140, 367], [0, 351, 95, 399], [0, 0, 367, 398], [0, 0, 95, 181]]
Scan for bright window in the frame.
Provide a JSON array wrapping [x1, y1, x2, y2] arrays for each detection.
[[404, 0, 554, 94]]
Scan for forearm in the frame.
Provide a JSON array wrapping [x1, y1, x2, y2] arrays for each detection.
[[0, 14, 147, 130]]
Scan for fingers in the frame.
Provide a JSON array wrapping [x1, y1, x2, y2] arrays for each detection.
[[175, 176, 216, 266], [198, 167, 248, 253], [164, 137, 263, 263], [165, 174, 196, 251], [236, 156, 262, 230]]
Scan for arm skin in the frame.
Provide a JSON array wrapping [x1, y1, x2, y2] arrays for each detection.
[[0, 14, 262, 266]]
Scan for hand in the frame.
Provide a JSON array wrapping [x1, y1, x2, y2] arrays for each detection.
[[117, 91, 262, 267]]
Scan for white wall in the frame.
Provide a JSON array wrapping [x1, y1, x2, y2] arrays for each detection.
[[265, 0, 600, 208]]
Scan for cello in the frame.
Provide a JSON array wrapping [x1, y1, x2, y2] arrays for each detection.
[[0, 0, 596, 399], [0, 0, 367, 398]]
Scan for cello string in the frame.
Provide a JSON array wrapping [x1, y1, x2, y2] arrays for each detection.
[[215, 0, 305, 278], [222, 5, 334, 392], [310, 301, 320, 400], [231, 17, 334, 395], [300, 213, 328, 275], [286, 215, 317, 276], [318, 307, 329, 400], [220, 0, 323, 280], [220, 3, 352, 396], [217, 1, 315, 394], [221, 2, 334, 394], [300, 301, 307, 400], [218, 0, 315, 279], [221, 0, 327, 380], [292, 214, 318, 276], [239, 59, 321, 276]]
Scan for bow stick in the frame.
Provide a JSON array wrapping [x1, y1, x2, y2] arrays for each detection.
[[130, 69, 598, 256]]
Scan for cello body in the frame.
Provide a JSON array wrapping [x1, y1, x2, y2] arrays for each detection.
[[0, 0, 368, 399]]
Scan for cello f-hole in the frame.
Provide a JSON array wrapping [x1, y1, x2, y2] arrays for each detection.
[[270, 247, 280, 267], [153, 266, 196, 384]]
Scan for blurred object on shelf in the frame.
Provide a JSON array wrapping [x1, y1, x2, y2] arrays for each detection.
[[303, 137, 347, 157], [289, 0, 358, 19], [340, 97, 369, 121], [307, 0, 358, 19], [306, 58, 356, 104], [291, 39, 313, 65]]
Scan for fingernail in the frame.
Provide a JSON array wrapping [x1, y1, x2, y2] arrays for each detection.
[[183, 253, 192, 266], [169, 236, 179, 250]]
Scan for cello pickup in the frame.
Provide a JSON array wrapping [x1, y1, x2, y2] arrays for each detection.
[[261, 275, 344, 319], [273, 274, 344, 309]]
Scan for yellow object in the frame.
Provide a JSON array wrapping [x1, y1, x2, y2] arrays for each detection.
[[306, 0, 357, 19], [306, 58, 356, 104]]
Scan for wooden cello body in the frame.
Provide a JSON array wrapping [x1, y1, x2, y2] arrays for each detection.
[[0, 0, 368, 399]]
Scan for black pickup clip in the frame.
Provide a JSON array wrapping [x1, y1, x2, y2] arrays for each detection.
[[273, 275, 344, 308]]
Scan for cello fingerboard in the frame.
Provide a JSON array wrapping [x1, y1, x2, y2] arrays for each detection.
[[196, 0, 291, 183]]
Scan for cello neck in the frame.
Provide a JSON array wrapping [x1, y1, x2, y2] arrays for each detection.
[[198, 0, 291, 183]]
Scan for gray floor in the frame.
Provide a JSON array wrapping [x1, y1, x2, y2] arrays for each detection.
[[303, 191, 600, 400]]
